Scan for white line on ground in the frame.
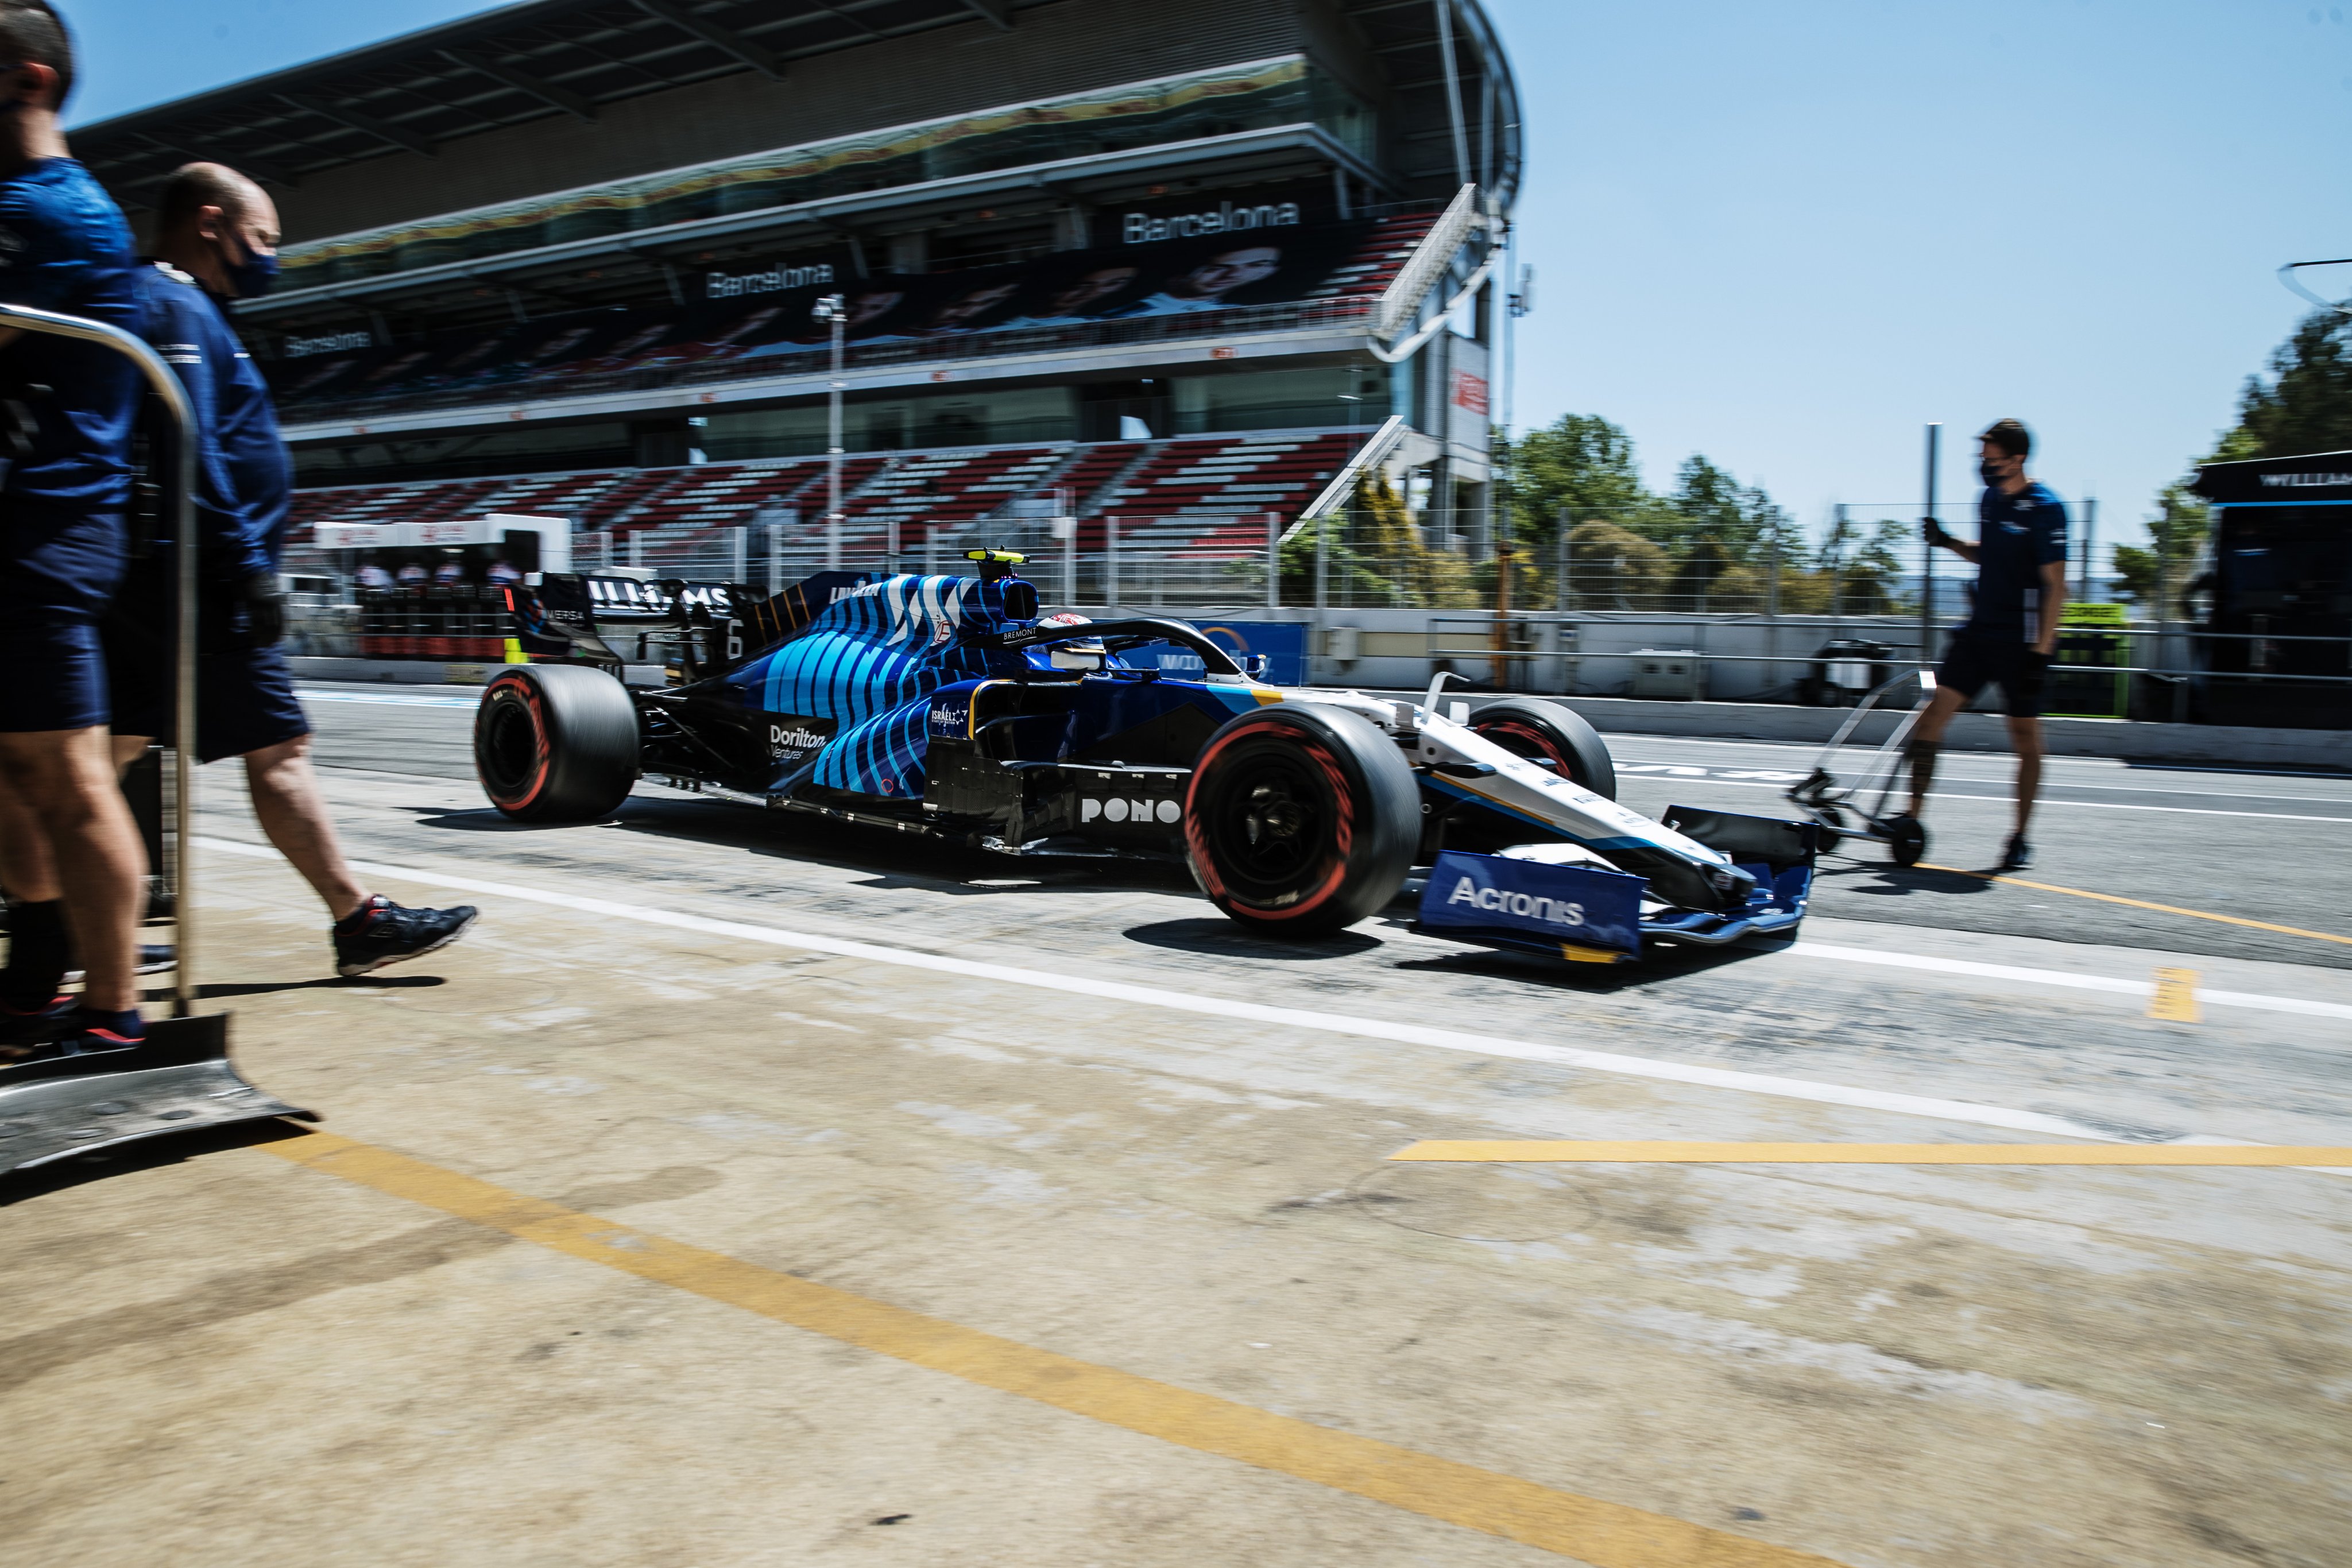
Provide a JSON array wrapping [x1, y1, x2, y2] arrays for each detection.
[[196, 837, 2347, 1145], [1617, 773, 2352, 824], [295, 688, 479, 709]]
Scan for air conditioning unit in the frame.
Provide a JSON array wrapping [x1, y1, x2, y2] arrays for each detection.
[[1630, 649, 1703, 700]]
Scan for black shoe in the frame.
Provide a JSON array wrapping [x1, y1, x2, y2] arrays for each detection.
[[0, 993, 74, 1058], [1999, 834, 2033, 872], [333, 895, 478, 977]]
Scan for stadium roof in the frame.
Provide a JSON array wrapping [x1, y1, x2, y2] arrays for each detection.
[[72, 0, 1042, 202], [75, 1, 1518, 215]]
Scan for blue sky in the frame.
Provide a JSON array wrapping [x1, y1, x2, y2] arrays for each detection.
[[65, 0, 2352, 561]]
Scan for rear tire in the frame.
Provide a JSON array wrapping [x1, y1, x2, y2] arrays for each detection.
[[1184, 703, 1419, 938], [1469, 699, 1616, 799], [475, 664, 640, 822]]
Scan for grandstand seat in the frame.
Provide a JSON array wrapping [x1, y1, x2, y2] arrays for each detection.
[[281, 429, 1369, 578]]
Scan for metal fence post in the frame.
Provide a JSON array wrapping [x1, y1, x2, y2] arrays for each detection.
[[766, 520, 783, 594], [1267, 512, 1281, 611], [1108, 514, 1120, 613], [730, 525, 746, 585], [1921, 423, 1940, 668]]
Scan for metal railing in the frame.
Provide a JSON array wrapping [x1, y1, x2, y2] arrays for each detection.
[[0, 303, 202, 1016]]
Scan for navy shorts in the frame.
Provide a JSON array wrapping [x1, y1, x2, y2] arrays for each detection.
[[0, 617, 111, 731], [1, 501, 125, 732], [1939, 631, 2047, 719], [102, 563, 311, 764]]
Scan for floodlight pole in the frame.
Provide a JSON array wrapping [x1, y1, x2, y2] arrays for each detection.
[[814, 293, 846, 569]]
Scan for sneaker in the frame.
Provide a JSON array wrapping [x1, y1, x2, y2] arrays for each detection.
[[333, 896, 478, 977], [1999, 834, 2033, 872], [0, 993, 75, 1058], [58, 1012, 146, 1058]]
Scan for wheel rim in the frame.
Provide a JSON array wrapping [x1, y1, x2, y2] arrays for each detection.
[[479, 690, 544, 801], [1201, 746, 1331, 898]]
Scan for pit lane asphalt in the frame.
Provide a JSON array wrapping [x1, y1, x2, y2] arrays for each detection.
[[292, 682, 2352, 971], [8, 680, 2349, 1568]]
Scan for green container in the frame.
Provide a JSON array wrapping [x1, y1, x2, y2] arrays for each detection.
[[2047, 602, 2130, 717]]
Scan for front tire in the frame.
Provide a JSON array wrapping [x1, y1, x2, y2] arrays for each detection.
[[1469, 698, 1616, 798], [475, 664, 640, 822], [1184, 703, 1419, 938]]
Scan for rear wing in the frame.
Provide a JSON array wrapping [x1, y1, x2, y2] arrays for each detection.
[[508, 569, 870, 678]]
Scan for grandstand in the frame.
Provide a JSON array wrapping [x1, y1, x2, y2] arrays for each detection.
[[79, 0, 1521, 598]]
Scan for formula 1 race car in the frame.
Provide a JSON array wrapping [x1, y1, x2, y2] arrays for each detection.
[[474, 553, 1816, 960]]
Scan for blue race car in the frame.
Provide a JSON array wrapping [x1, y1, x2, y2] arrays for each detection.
[[475, 553, 1815, 956]]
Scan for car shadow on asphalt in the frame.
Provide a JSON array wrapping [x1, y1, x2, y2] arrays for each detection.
[[1124, 918, 1382, 961], [1383, 934, 1778, 994], [404, 798, 1197, 899]]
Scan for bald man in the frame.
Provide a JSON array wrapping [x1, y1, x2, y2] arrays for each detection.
[[87, 165, 471, 981]]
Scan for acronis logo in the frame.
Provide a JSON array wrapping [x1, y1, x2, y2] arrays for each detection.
[[1446, 877, 1586, 927]]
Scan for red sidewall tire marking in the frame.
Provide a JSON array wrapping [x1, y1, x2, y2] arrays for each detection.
[[1183, 720, 1358, 922], [483, 677, 552, 811], [1477, 718, 1575, 782]]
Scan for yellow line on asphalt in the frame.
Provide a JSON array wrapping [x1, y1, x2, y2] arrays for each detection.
[[1391, 1141, 2352, 1166], [1918, 864, 2352, 946], [260, 1128, 1844, 1568], [2149, 967, 2202, 1023]]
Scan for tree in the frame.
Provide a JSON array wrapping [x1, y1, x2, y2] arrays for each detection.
[[1498, 414, 1794, 610], [1503, 413, 1651, 552], [2126, 308, 2351, 610], [2233, 309, 2352, 459], [2111, 483, 2207, 614]]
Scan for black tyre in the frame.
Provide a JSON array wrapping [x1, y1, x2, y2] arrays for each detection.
[[1183, 703, 1419, 938], [475, 664, 640, 822], [1884, 813, 1927, 868], [1814, 803, 1846, 855], [1468, 699, 1616, 799]]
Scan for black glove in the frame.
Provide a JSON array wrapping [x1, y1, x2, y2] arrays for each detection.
[[1921, 517, 1955, 550], [238, 571, 286, 647]]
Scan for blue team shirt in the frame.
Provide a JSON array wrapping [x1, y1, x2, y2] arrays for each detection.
[[135, 262, 289, 582], [1964, 481, 2069, 639], [0, 157, 144, 507]]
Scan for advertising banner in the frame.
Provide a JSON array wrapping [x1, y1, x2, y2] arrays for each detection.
[[268, 220, 1375, 412], [1417, 850, 1646, 959]]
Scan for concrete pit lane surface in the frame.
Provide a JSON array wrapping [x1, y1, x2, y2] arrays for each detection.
[[5, 681, 2350, 1568]]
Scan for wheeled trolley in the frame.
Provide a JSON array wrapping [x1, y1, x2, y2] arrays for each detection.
[[1784, 669, 1933, 866]]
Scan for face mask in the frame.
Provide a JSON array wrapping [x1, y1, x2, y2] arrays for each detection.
[[223, 237, 278, 299], [1979, 458, 2005, 485]]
